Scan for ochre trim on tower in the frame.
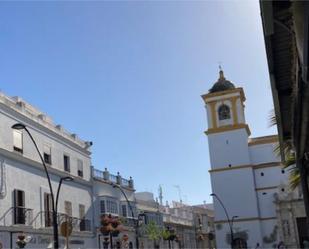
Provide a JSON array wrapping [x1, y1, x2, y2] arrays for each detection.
[[231, 96, 239, 124], [248, 135, 279, 146], [255, 186, 278, 191], [209, 164, 252, 173], [208, 101, 218, 128], [253, 161, 282, 169], [208, 162, 282, 173], [201, 87, 246, 103], [205, 123, 251, 136]]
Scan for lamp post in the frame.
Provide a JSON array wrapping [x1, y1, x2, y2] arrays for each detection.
[[210, 193, 236, 249], [12, 123, 74, 249], [111, 183, 140, 249]]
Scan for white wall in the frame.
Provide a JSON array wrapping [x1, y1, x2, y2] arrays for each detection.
[[249, 143, 280, 165], [214, 220, 263, 249], [0, 97, 95, 248], [0, 107, 92, 180], [211, 168, 260, 220], [0, 155, 93, 227], [260, 219, 280, 248], [256, 189, 278, 218], [254, 166, 288, 189], [208, 129, 250, 169], [93, 179, 135, 227]]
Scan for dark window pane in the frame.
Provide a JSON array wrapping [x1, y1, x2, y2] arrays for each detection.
[[64, 155, 70, 172]]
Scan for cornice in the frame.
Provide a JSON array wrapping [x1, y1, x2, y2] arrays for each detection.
[[209, 162, 282, 173], [201, 87, 246, 103], [253, 162, 282, 169], [205, 124, 251, 136], [0, 225, 95, 237], [248, 135, 279, 146], [0, 103, 91, 157], [255, 186, 278, 191], [0, 148, 93, 188]]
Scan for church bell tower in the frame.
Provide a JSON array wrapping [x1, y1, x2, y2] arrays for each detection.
[[202, 69, 251, 170]]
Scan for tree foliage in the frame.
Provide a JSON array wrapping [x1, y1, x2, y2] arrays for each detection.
[[270, 109, 299, 189], [145, 221, 162, 242]]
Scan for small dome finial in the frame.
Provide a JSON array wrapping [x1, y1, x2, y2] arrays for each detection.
[[218, 62, 225, 81], [209, 65, 235, 93]]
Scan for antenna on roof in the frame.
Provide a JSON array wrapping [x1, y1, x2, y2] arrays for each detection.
[[158, 185, 163, 205], [174, 185, 182, 203], [218, 61, 223, 71]]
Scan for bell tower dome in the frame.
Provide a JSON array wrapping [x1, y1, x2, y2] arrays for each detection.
[[202, 69, 250, 137], [201, 69, 251, 169], [202, 70, 264, 249]]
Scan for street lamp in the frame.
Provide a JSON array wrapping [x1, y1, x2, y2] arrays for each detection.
[[12, 123, 74, 249], [111, 183, 140, 249], [210, 193, 236, 249]]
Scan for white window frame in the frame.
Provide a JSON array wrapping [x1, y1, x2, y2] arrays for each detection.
[[77, 159, 83, 177], [63, 154, 70, 172], [100, 197, 119, 215], [43, 143, 52, 165], [13, 130, 23, 153]]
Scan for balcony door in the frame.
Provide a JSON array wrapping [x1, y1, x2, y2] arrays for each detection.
[[44, 193, 53, 227], [13, 189, 25, 224]]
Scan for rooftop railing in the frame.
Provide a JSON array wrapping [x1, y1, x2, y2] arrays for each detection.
[[92, 168, 134, 189]]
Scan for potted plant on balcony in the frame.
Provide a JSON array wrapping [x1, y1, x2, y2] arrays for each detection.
[[16, 233, 27, 249]]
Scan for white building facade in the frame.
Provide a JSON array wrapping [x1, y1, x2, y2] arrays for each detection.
[[202, 71, 289, 249], [0, 93, 96, 248], [92, 168, 137, 249]]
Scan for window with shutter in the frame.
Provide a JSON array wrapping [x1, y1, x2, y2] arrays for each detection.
[[43, 144, 52, 164], [13, 189, 25, 224], [100, 200, 106, 213], [77, 159, 83, 177], [122, 205, 127, 217], [64, 201, 72, 217], [63, 155, 70, 172], [79, 204, 85, 219], [44, 193, 53, 227], [13, 130, 23, 153]]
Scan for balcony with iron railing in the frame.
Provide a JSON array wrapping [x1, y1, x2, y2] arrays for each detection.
[[0, 207, 33, 227], [92, 168, 134, 189], [0, 208, 92, 233]]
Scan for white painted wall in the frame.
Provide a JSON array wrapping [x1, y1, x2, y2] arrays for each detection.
[[249, 143, 280, 165], [0, 106, 92, 180], [208, 129, 250, 168], [254, 166, 288, 189], [260, 219, 280, 248], [236, 98, 245, 124], [0, 95, 95, 248], [211, 168, 260, 220], [214, 220, 263, 249], [257, 189, 278, 218]]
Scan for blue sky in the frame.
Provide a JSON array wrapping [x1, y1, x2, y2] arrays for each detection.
[[0, 1, 275, 204]]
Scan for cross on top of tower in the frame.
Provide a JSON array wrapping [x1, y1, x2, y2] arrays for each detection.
[[209, 67, 235, 93]]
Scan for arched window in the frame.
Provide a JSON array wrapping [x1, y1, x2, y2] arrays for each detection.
[[218, 104, 231, 120]]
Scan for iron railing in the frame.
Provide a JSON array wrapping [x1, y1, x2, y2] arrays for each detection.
[[13, 207, 33, 226], [92, 168, 134, 188]]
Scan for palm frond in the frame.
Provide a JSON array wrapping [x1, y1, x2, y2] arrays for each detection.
[[289, 167, 301, 190], [269, 109, 278, 128]]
